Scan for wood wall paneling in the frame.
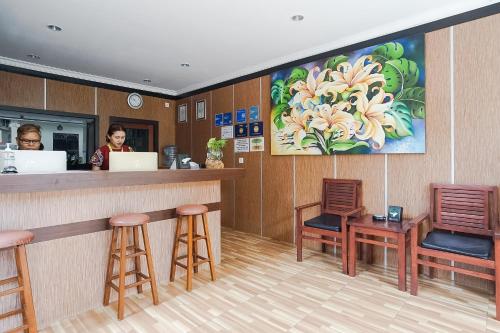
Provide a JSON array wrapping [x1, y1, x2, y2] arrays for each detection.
[[212, 85, 235, 228], [46, 80, 95, 114], [0, 71, 44, 109], [96, 88, 175, 158], [175, 97, 192, 155], [261, 75, 294, 242], [191, 92, 212, 164], [387, 29, 452, 270], [453, 14, 500, 292], [234, 78, 262, 234]]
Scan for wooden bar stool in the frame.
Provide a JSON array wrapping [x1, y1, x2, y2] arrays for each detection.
[[103, 213, 159, 320], [0, 230, 37, 333], [170, 204, 216, 291]]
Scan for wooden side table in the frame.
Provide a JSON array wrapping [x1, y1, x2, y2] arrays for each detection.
[[347, 214, 411, 291]]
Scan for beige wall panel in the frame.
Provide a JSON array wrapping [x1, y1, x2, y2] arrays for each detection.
[[46, 80, 95, 114], [296, 156, 334, 250], [261, 76, 294, 242], [175, 97, 192, 155], [0, 71, 44, 109], [453, 14, 500, 292], [386, 29, 452, 269], [96, 89, 175, 155], [234, 78, 262, 234], [191, 92, 212, 164], [212, 85, 235, 228]]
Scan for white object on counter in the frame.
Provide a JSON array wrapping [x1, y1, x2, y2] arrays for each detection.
[[109, 152, 158, 172], [0, 150, 67, 174]]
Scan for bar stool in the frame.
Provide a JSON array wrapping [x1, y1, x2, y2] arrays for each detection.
[[170, 204, 216, 291], [103, 213, 159, 320], [0, 230, 37, 333]]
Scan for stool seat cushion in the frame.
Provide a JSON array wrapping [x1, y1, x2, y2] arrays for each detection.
[[0, 230, 34, 249], [109, 213, 150, 227], [421, 230, 493, 260], [303, 214, 342, 232], [177, 204, 208, 216]]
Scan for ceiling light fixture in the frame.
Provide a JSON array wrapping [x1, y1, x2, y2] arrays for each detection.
[[27, 54, 40, 60], [180, 63, 190, 67], [291, 15, 304, 21], [47, 24, 62, 32], [143, 79, 152, 83]]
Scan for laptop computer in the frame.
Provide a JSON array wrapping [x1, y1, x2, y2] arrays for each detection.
[[0, 150, 67, 174], [108, 152, 158, 172]]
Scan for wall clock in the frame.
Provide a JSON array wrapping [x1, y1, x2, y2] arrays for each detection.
[[127, 92, 143, 109]]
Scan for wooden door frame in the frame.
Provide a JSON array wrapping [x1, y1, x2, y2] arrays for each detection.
[[109, 116, 158, 153]]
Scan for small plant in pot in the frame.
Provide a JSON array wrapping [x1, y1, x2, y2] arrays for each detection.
[[206, 137, 227, 169]]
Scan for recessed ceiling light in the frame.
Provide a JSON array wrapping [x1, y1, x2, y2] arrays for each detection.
[[27, 54, 40, 60], [180, 63, 190, 67], [47, 24, 62, 32], [291, 15, 304, 21], [143, 79, 151, 83]]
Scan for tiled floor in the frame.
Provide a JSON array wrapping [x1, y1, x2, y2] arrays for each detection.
[[41, 228, 500, 332]]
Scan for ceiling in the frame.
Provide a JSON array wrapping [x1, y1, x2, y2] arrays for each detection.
[[0, 0, 498, 97]]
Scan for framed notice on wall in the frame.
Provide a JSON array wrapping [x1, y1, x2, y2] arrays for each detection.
[[196, 100, 206, 120], [178, 104, 187, 123]]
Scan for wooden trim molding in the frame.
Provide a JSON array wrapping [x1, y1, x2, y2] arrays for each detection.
[[28, 202, 221, 243], [0, 168, 245, 193]]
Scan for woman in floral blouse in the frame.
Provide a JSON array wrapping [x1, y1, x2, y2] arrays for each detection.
[[90, 124, 133, 170]]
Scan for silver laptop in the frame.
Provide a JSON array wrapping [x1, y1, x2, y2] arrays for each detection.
[[0, 150, 67, 174], [108, 152, 158, 172]]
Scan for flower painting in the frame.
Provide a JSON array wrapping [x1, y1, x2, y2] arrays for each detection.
[[271, 34, 425, 155]]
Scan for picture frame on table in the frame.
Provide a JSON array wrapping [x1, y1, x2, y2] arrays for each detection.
[[195, 99, 206, 120]]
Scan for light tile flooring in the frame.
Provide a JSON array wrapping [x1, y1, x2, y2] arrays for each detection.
[[41, 228, 500, 333]]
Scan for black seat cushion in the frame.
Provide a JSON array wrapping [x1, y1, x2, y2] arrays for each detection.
[[304, 214, 341, 232], [421, 230, 493, 260]]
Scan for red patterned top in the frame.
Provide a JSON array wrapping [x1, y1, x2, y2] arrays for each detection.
[[90, 144, 134, 170]]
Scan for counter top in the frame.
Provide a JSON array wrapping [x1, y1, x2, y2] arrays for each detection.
[[0, 168, 244, 193]]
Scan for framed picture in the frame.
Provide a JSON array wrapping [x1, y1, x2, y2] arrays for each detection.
[[196, 100, 206, 120], [178, 103, 187, 123], [387, 206, 403, 223]]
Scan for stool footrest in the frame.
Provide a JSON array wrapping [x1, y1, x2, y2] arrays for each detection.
[[0, 308, 23, 320], [178, 235, 207, 243], [112, 245, 137, 254], [5, 324, 29, 333], [112, 250, 146, 261], [110, 270, 149, 282], [174, 255, 211, 268], [108, 276, 152, 292], [0, 286, 23, 298], [0, 276, 18, 287]]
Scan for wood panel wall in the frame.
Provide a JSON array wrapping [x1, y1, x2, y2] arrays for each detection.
[[46, 80, 94, 115], [176, 13, 500, 293], [0, 71, 44, 109]]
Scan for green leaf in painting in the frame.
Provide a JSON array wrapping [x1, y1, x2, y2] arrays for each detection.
[[271, 79, 291, 105], [372, 42, 404, 62], [381, 58, 420, 94], [384, 101, 413, 139], [397, 87, 425, 118], [271, 103, 290, 130], [301, 134, 317, 148], [324, 55, 349, 71], [286, 67, 308, 85], [328, 140, 370, 154]]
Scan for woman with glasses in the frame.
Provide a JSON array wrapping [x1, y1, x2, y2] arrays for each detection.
[[16, 124, 44, 150]]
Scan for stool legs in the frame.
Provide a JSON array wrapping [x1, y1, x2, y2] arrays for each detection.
[[202, 213, 216, 281], [104, 225, 159, 320], [170, 213, 216, 291], [15, 245, 37, 333]]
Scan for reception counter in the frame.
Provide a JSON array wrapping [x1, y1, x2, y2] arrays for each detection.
[[0, 168, 244, 330]]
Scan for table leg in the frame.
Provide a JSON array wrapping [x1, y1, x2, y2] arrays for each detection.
[[397, 233, 406, 291], [348, 227, 356, 277]]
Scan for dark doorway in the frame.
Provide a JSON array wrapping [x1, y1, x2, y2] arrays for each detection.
[[109, 117, 158, 153]]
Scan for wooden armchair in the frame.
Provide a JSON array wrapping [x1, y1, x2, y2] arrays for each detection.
[[410, 183, 500, 319], [296, 178, 363, 274]]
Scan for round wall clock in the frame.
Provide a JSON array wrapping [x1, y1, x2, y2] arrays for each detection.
[[127, 92, 143, 109]]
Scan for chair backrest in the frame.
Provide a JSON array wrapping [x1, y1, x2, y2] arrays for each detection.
[[321, 179, 362, 215], [431, 183, 499, 236]]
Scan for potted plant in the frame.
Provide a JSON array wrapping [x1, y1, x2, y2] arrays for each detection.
[[206, 137, 227, 169]]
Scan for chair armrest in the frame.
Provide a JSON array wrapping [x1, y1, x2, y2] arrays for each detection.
[[328, 206, 364, 218], [295, 201, 321, 212], [495, 219, 500, 240], [409, 213, 429, 229]]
